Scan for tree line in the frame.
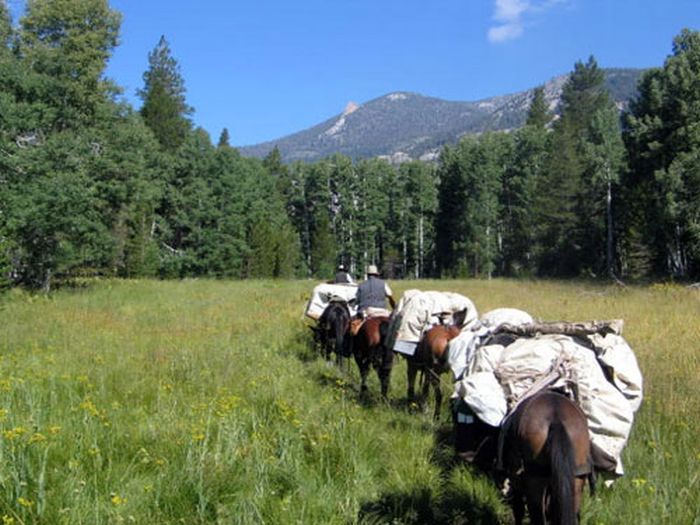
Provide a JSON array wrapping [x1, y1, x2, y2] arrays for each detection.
[[1, 1, 699, 289]]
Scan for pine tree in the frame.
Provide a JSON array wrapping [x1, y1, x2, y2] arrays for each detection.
[[398, 161, 437, 278], [536, 55, 614, 276], [624, 29, 700, 278], [436, 135, 511, 277], [310, 209, 336, 278], [138, 35, 192, 152], [503, 128, 549, 274], [0, 0, 11, 49], [526, 86, 551, 128], [217, 128, 230, 148], [354, 158, 393, 275], [19, 0, 120, 129]]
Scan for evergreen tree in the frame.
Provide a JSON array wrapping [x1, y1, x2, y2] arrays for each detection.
[[217, 128, 230, 148], [138, 35, 192, 152], [86, 101, 164, 278], [584, 104, 625, 278], [526, 86, 551, 128], [19, 0, 120, 129], [354, 158, 393, 275], [501, 87, 552, 275], [624, 29, 700, 278], [536, 56, 614, 276], [310, 208, 336, 278], [0, 0, 153, 289], [503, 124, 549, 275], [263, 146, 284, 175], [0, 0, 11, 49], [158, 128, 215, 277], [436, 134, 511, 277], [398, 161, 437, 278], [277, 162, 313, 274], [0, 1, 14, 285], [436, 145, 468, 276]]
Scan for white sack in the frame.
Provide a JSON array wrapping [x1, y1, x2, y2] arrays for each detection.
[[388, 290, 478, 354], [304, 283, 358, 320]]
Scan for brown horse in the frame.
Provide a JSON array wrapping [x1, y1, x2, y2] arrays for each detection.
[[406, 308, 467, 419], [501, 391, 595, 525], [352, 315, 393, 398]]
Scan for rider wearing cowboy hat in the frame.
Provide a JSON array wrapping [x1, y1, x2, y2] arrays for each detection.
[[356, 264, 395, 317]]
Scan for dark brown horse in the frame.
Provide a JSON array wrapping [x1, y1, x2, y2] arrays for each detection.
[[501, 391, 595, 525], [315, 301, 352, 367], [352, 315, 393, 398], [406, 308, 467, 419]]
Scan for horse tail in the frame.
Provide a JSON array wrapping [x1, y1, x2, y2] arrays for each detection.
[[334, 313, 349, 357], [378, 319, 389, 347], [547, 421, 577, 525]]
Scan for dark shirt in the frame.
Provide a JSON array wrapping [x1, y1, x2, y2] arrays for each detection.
[[357, 276, 388, 311], [334, 271, 353, 284]]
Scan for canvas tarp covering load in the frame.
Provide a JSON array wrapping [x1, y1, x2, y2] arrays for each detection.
[[304, 283, 358, 320], [451, 318, 643, 475], [387, 289, 478, 355], [446, 308, 535, 381]]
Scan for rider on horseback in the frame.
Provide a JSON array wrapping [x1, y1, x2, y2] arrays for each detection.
[[356, 264, 395, 318], [333, 263, 355, 284]]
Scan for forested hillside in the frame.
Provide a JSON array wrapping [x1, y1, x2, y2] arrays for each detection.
[[1, 1, 699, 288]]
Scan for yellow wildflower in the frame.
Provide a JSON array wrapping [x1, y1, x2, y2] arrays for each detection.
[[79, 398, 100, 418], [28, 433, 47, 444], [17, 497, 32, 508], [110, 494, 127, 506], [3, 427, 27, 441]]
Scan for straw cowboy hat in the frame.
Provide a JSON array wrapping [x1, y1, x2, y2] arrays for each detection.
[[366, 264, 379, 275]]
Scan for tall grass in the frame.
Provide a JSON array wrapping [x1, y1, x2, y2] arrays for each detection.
[[0, 279, 697, 523]]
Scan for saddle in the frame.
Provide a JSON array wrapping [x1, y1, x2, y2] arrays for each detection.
[[350, 318, 364, 336]]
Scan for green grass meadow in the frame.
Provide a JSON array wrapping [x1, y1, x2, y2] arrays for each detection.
[[0, 279, 698, 524]]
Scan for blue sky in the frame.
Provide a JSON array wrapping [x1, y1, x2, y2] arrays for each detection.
[[8, 0, 700, 146]]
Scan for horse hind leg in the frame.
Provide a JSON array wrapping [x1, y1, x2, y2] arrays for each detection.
[[419, 369, 430, 412], [353, 353, 370, 394], [378, 345, 394, 400], [406, 361, 418, 401], [360, 366, 370, 394], [524, 479, 547, 525], [509, 482, 526, 525], [432, 371, 442, 420], [378, 368, 390, 399]]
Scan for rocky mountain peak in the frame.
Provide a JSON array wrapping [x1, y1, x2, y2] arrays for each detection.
[[240, 68, 644, 163]]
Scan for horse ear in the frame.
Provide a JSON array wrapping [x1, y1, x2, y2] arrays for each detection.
[[452, 308, 468, 328]]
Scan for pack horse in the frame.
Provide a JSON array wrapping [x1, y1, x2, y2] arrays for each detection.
[[501, 391, 595, 525]]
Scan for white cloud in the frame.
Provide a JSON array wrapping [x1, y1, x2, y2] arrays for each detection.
[[493, 0, 530, 23], [488, 23, 524, 43], [487, 0, 566, 44]]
